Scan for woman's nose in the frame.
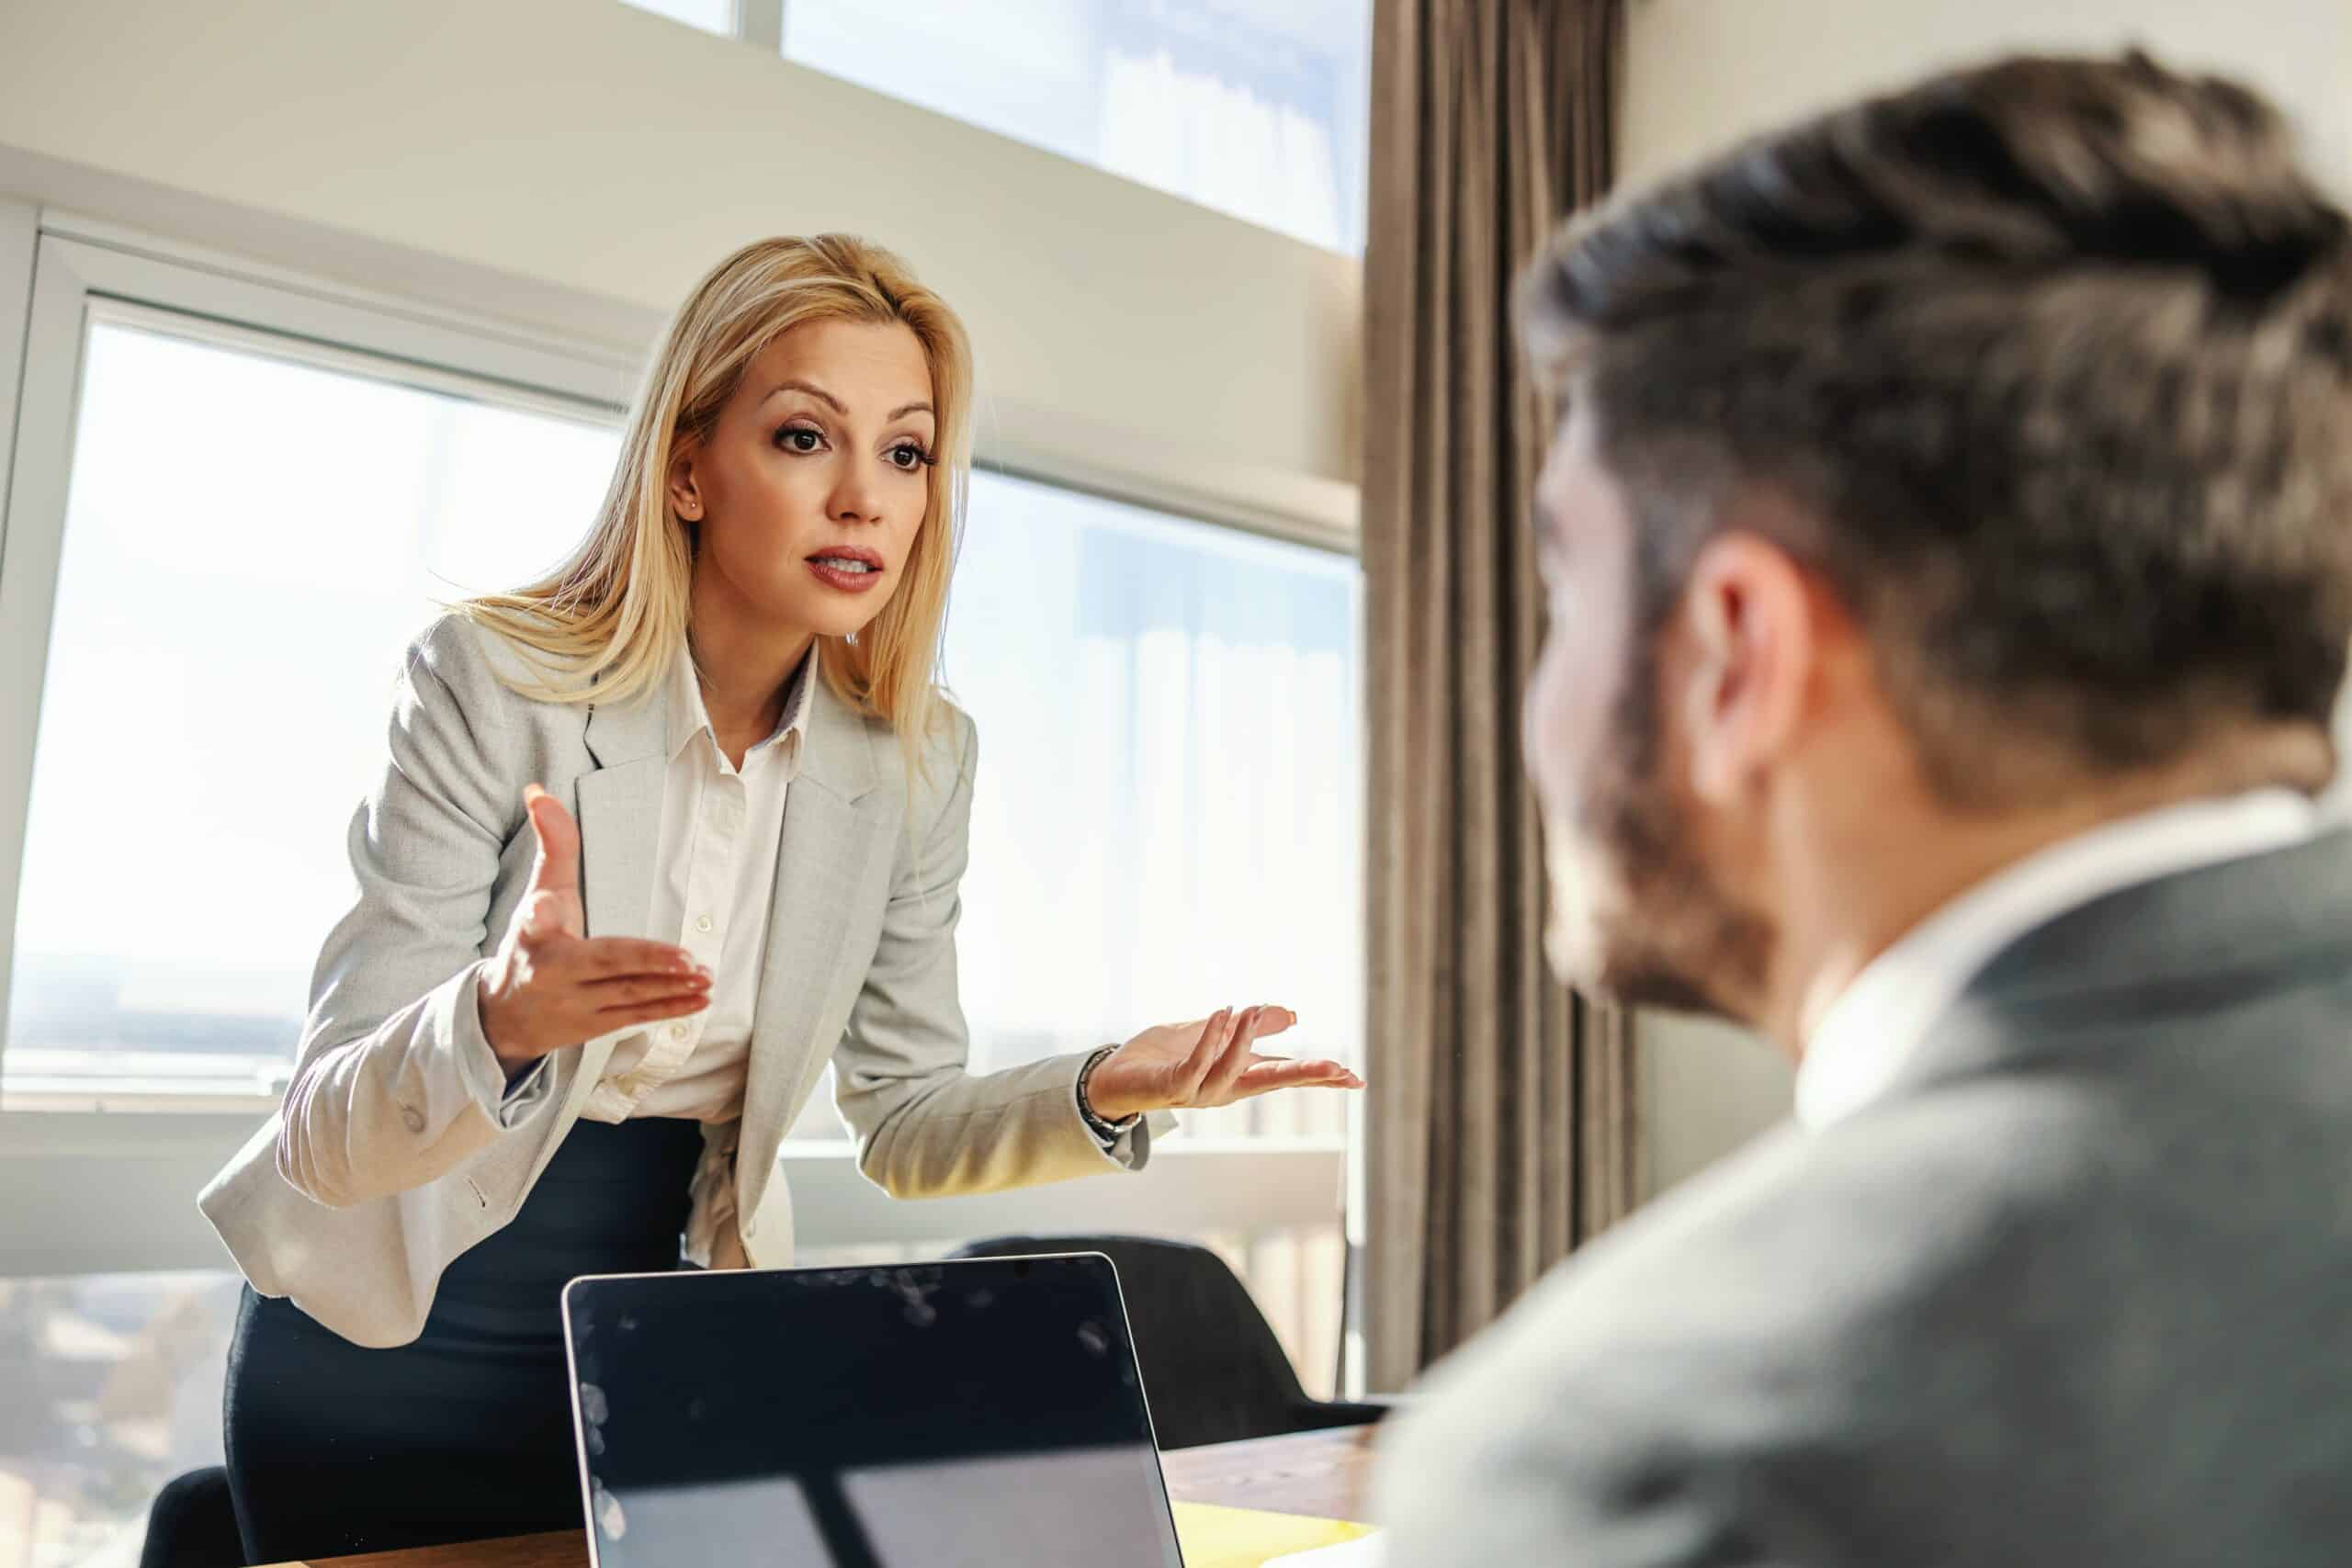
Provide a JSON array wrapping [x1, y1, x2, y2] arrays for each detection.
[[830, 468, 884, 525]]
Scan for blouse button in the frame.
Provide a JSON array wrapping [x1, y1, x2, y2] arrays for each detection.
[[695, 914, 714, 934]]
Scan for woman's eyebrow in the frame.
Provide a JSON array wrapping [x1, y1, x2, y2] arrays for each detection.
[[763, 380, 932, 423], [763, 378, 844, 412]]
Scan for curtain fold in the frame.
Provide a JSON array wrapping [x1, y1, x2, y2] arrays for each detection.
[[1359, 0, 1637, 1393]]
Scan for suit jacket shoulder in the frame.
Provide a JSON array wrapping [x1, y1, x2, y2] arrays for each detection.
[[1376, 1077, 2126, 1565], [1382, 834, 2352, 1568], [407, 609, 592, 716]]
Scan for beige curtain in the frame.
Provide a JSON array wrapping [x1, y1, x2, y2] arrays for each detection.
[[1358, 0, 1638, 1394]]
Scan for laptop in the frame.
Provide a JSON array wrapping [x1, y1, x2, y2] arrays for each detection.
[[560, 1253, 1188, 1568]]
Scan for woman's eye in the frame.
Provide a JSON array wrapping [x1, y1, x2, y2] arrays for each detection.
[[776, 425, 823, 454], [888, 443, 930, 471]]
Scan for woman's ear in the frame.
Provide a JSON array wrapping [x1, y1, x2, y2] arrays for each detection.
[[665, 442, 705, 524]]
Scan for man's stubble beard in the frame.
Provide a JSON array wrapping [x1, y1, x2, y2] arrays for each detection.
[[1541, 656, 1775, 1023]]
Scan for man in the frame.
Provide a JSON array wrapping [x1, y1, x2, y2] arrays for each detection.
[[1376, 52, 2352, 1567]]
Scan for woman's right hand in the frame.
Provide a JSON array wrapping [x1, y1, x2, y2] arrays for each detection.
[[476, 784, 710, 1080]]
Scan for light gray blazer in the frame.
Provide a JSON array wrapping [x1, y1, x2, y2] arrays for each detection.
[[1377, 829, 2352, 1566], [201, 614, 1158, 1348]]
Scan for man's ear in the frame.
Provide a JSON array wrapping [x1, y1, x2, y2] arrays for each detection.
[[1675, 531, 1817, 807]]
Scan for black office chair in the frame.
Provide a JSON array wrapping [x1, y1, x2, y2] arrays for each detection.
[[946, 1233, 1388, 1450], [139, 1465, 246, 1568]]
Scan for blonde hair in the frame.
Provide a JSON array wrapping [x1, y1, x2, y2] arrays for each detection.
[[448, 234, 972, 773]]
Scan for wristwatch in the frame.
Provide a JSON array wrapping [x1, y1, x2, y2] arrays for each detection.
[[1076, 1045, 1138, 1144]]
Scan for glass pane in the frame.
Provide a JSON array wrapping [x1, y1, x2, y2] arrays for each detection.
[[945, 471, 1363, 1142], [0, 1271, 244, 1566], [782, 0, 1372, 253], [4, 320, 619, 1100], [617, 0, 736, 35]]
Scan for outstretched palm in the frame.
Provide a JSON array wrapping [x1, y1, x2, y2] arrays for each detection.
[[476, 784, 710, 1075], [1084, 1006, 1363, 1123]]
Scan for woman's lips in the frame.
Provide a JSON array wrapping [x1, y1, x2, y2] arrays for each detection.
[[807, 554, 885, 593]]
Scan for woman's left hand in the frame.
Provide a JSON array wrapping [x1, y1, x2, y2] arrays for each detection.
[[1083, 1006, 1364, 1122]]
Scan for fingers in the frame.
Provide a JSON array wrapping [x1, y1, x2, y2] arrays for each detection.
[[522, 784, 582, 906], [1174, 1010, 1237, 1093], [582, 972, 713, 1006], [489, 791, 711, 1057], [518, 889, 565, 942], [594, 992, 714, 1027], [1168, 1006, 1307, 1103], [1232, 1057, 1364, 1098], [578, 938, 705, 981], [1200, 1006, 1267, 1102]]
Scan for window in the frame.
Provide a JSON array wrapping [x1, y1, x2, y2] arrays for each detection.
[[620, 2, 1374, 245], [3, 318, 621, 1101], [947, 470, 1363, 1141], [774, 0, 1372, 254]]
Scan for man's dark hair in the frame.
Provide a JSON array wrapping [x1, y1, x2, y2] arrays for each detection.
[[1521, 51, 2352, 805]]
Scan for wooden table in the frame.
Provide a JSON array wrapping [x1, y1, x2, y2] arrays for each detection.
[[269, 1424, 1382, 1567], [1158, 1424, 1378, 1523]]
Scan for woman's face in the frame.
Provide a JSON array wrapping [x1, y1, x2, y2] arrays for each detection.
[[670, 317, 936, 640]]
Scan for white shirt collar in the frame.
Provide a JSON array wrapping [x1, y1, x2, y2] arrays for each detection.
[[1795, 787, 2322, 1132], [664, 639, 819, 768]]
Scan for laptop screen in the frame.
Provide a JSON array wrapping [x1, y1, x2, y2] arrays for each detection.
[[561, 1254, 1186, 1568]]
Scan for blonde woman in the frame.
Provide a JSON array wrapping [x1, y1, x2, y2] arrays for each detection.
[[199, 234, 1362, 1562]]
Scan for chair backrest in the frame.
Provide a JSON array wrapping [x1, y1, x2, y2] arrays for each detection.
[[946, 1233, 1314, 1450], [140, 1465, 246, 1568]]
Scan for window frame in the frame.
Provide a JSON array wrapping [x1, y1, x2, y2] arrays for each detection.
[[0, 206, 1350, 1275], [0, 225, 641, 1109]]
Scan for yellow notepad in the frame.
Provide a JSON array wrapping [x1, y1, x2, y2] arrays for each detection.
[[1169, 1501, 1375, 1568]]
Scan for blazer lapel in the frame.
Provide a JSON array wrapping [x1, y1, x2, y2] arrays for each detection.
[[557, 669, 671, 1122], [736, 671, 892, 1215]]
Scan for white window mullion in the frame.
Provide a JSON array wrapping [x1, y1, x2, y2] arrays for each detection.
[[0, 230, 96, 1082], [0, 194, 35, 1087]]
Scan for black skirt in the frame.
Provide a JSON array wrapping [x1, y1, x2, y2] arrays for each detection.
[[221, 1115, 706, 1562]]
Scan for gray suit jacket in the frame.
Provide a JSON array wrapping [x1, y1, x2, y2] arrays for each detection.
[[1378, 829, 2352, 1565], [201, 614, 1159, 1348]]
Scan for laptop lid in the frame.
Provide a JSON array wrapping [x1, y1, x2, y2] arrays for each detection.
[[560, 1253, 1186, 1568]]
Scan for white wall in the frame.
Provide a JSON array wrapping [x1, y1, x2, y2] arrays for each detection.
[[1622, 0, 2352, 1194], [0, 0, 1361, 541], [1624, 0, 2351, 192]]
